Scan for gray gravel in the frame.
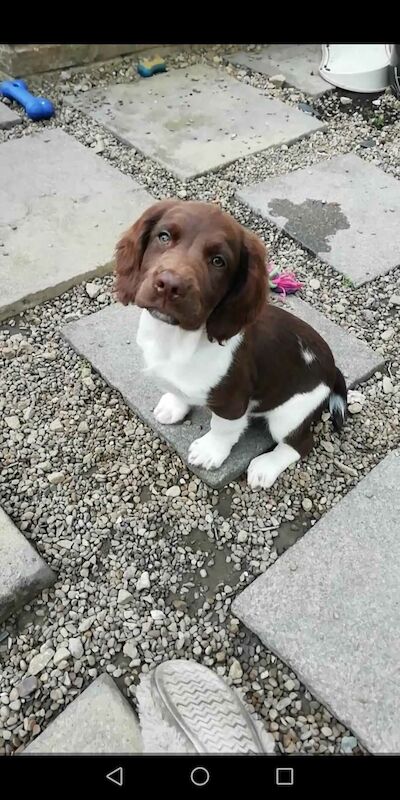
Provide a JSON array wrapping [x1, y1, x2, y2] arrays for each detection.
[[1, 44, 399, 756]]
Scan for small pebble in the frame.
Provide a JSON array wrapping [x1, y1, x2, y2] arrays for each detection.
[[150, 609, 165, 620], [49, 418, 63, 432], [85, 282, 101, 299], [17, 676, 38, 698], [229, 659, 243, 680], [270, 74, 286, 87], [321, 440, 334, 454], [78, 617, 95, 633], [77, 421, 89, 433], [136, 572, 150, 591], [381, 327, 395, 342], [334, 460, 358, 478], [123, 640, 138, 660], [5, 416, 20, 430], [68, 638, 84, 659], [341, 736, 358, 753], [118, 589, 133, 605], [28, 651, 54, 676], [166, 485, 181, 498], [53, 647, 71, 666], [382, 376, 393, 394], [48, 471, 65, 485]]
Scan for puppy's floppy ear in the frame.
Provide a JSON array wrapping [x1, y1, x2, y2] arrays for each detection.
[[206, 229, 268, 343], [114, 199, 180, 305]]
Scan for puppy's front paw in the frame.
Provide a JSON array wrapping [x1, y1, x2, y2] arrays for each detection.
[[188, 432, 230, 470], [153, 393, 189, 425]]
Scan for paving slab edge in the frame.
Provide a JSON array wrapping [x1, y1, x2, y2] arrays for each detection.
[[0, 261, 114, 324], [233, 604, 370, 750], [1, 561, 56, 624], [21, 673, 143, 754], [0, 508, 56, 623]]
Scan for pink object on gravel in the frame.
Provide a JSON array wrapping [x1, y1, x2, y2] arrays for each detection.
[[267, 261, 303, 296]]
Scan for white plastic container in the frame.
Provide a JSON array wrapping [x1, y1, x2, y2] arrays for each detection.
[[320, 44, 392, 93]]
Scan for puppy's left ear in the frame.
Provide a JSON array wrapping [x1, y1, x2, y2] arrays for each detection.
[[207, 229, 268, 343]]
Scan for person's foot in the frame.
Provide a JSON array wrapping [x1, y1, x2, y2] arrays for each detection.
[[136, 659, 275, 754]]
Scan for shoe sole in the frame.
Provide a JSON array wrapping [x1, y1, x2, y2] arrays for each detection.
[[149, 659, 269, 754]]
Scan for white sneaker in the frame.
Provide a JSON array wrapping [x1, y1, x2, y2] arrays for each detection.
[[136, 659, 275, 754]]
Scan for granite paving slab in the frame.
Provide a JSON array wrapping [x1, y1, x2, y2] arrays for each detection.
[[238, 154, 400, 286], [0, 101, 22, 129], [229, 44, 332, 97], [232, 451, 400, 754], [62, 304, 273, 488], [65, 64, 325, 179], [0, 129, 153, 321], [0, 507, 55, 623], [23, 673, 142, 754]]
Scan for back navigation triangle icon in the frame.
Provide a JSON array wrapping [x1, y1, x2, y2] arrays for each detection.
[[106, 767, 124, 787]]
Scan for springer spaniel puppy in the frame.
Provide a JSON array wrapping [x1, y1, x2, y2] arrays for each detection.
[[115, 200, 347, 489]]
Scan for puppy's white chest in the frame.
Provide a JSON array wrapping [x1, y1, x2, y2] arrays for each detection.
[[136, 310, 241, 406]]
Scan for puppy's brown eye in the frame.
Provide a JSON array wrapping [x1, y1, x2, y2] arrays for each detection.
[[211, 255, 226, 268], [158, 231, 171, 244]]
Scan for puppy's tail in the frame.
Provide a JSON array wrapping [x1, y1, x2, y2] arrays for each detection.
[[329, 367, 348, 431]]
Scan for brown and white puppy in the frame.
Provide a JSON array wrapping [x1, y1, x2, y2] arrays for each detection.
[[115, 199, 347, 489]]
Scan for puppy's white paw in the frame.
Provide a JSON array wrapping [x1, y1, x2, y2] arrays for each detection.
[[188, 432, 230, 470], [153, 393, 189, 425], [247, 444, 300, 489], [247, 453, 280, 489]]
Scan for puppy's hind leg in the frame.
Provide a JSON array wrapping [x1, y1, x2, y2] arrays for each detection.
[[247, 422, 313, 490]]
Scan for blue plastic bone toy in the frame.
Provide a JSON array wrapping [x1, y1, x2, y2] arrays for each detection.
[[0, 79, 54, 121]]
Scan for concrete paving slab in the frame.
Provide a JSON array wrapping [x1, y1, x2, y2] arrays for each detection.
[[0, 101, 21, 129], [0, 507, 55, 623], [232, 451, 400, 754], [229, 45, 332, 97], [237, 154, 400, 286], [62, 301, 382, 488], [0, 129, 153, 322], [62, 304, 273, 489], [65, 65, 325, 179], [23, 673, 143, 753]]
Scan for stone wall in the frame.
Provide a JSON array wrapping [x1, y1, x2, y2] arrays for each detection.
[[0, 44, 166, 77]]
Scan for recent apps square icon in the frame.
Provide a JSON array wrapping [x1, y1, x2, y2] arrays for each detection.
[[276, 767, 294, 786]]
